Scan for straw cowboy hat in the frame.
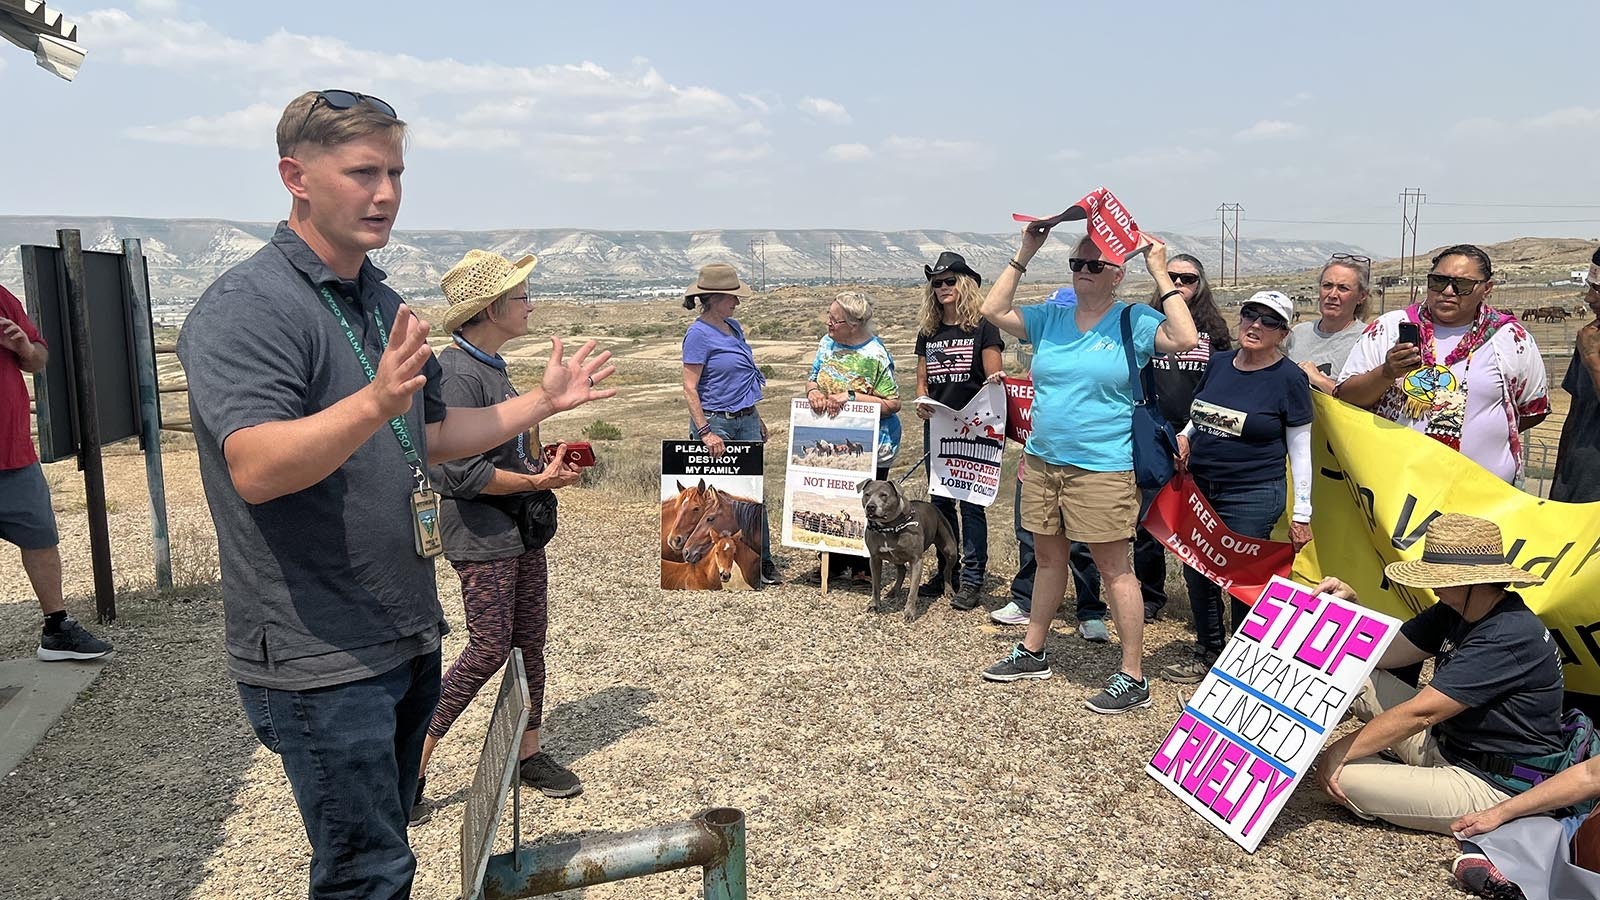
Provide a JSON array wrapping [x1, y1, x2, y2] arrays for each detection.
[[440, 249, 538, 333], [683, 263, 753, 301], [1383, 513, 1544, 588]]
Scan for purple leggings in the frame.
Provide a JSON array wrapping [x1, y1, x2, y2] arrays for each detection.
[[428, 547, 548, 739]]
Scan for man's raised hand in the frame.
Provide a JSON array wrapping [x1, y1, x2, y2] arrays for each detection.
[[369, 305, 433, 420], [542, 337, 617, 412]]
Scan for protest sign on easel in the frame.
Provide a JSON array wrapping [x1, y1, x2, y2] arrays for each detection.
[[781, 398, 880, 588], [917, 382, 1006, 507], [1146, 576, 1401, 852], [660, 441, 763, 591]]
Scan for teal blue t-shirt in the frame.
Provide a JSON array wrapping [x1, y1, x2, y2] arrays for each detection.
[[1019, 300, 1164, 471]]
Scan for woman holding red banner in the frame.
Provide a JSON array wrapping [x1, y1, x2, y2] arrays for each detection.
[[978, 221, 1197, 716], [1160, 290, 1313, 684]]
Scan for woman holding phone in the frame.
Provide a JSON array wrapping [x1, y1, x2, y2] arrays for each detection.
[[413, 250, 587, 819], [1336, 244, 1549, 484]]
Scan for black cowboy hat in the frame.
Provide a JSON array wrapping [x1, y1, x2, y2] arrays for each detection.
[[924, 251, 982, 287]]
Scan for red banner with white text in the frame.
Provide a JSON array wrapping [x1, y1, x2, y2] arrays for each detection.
[[1142, 473, 1294, 605], [1002, 376, 1033, 445]]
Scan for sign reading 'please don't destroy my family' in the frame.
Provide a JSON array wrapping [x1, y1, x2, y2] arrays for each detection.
[[1146, 576, 1401, 853]]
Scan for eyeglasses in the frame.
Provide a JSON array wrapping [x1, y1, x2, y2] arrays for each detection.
[[505, 294, 531, 305], [930, 277, 959, 288], [1167, 272, 1200, 286], [826, 314, 854, 326], [1239, 306, 1288, 330], [1069, 258, 1120, 274], [1426, 273, 1485, 296], [293, 90, 398, 152], [1329, 253, 1372, 268]]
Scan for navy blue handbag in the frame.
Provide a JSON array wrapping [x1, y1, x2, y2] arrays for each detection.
[[1120, 306, 1177, 490]]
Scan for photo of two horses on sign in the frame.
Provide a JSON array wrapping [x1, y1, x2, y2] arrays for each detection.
[[660, 478, 765, 591], [789, 424, 874, 473]]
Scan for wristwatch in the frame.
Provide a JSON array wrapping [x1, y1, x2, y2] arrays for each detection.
[[847, 390, 857, 401]]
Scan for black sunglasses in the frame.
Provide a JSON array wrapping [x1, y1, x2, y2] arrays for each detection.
[[1426, 273, 1484, 296], [930, 276, 959, 288], [1239, 306, 1288, 330], [1167, 272, 1200, 286], [293, 90, 398, 151], [1069, 258, 1120, 274]]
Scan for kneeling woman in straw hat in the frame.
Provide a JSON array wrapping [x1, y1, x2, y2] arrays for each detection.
[[414, 250, 588, 818], [681, 262, 779, 585], [1313, 513, 1564, 837]]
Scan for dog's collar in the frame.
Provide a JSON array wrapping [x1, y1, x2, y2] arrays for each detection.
[[867, 512, 920, 534]]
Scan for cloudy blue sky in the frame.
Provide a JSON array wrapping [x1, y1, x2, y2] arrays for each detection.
[[5, 0, 1600, 254]]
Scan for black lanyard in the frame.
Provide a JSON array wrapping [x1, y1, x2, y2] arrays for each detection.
[[317, 285, 429, 490]]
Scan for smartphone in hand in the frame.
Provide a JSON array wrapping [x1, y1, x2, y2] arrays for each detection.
[[542, 442, 596, 468], [1396, 321, 1421, 347]]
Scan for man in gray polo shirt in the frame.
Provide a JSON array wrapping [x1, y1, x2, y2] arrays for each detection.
[[177, 91, 614, 899]]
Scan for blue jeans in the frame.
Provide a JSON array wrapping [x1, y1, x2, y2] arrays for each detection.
[[238, 650, 442, 900], [691, 414, 773, 568], [1010, 477, 1035, 609], [1067, 485, 1166, 621], [1182, 476, 1286, 654]]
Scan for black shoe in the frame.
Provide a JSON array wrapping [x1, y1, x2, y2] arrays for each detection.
[[951, 584, 982, 611], [1144, 602, 1162, 624], [519, 752, 583, 798], [760, 563, 781, 586], [981, 643, 1051, 682], [37, 615, 113, 661], [917, 579, 947, 599], [408, 775, 432, 826]]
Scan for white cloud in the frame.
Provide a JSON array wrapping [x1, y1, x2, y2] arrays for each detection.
[[1286, 91, 1313, 107], [1234, 120, 1305, 141], [123, 102, 283, 148], [881, 136, 987, 165], [823, 143, 874, 162], [1523, 106, 1600, 129], [798, 96, 851, 124]]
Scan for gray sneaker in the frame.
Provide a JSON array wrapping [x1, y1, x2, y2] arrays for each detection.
[[519, 752, 583, 798], [37, 615, 113, 661], [1086, 672, 1152, 715], [1077, 618, 1110, 643], [1160, 650, 1220, 685], [988, 601, 1030, 626], [981, 643, 1050, 682]]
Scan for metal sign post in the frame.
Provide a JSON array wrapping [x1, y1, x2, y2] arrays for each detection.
[[121, 238, 171, 592], [462, 649, 530, 900], [58, 230, 116, 622]]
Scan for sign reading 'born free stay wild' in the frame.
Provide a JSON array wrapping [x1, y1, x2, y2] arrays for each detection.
[[1146, 576, 1401, 853]]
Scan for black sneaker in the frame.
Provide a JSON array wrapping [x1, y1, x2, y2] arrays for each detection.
[[408, 775, 432, 826], [981, 643, 1050, 682], [917, 579, 947, 599], [951, 584, 982, 611], [1144, 602, 1162, 624], [519, 752, 583, 798], [37, 616, 113, 661], [1086, 672, 1152, 715], [760, 562, 781, 586]]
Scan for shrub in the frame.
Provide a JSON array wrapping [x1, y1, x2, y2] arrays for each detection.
[[583, 420, 623, 441]]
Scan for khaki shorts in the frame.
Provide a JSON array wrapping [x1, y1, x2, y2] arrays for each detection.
[[1018, 453, 1138, 543]]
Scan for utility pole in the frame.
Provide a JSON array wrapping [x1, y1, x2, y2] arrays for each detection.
[[828, 240, 843, 286], [747, 239, 766, 292], [1399, 188, 1425, 306], [1217, 203, 1243, 286]]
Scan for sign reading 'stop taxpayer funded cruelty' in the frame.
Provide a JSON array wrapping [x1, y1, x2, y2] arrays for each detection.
[[1147, 576, 1400, 852]]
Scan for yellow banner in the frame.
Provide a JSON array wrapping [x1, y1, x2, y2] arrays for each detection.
[[1293, 392, 1600, 695]]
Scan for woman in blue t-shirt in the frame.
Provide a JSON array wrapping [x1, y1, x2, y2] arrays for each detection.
[[978, 224, 1199, 716], [1161, 290, 1314, 684], [680, 262, 778, 585]]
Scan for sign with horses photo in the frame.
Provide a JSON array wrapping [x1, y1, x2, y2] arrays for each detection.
[[780, 398, 881, 556], [660, 442, 765, 591]]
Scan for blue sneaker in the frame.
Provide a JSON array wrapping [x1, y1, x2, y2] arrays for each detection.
[[981, 643, 1050, 682], [1077, 618, 1110, 643]]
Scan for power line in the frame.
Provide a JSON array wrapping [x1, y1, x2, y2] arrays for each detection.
[[1246, 216, 1600, 226], [1428, 201, 1600, 209]]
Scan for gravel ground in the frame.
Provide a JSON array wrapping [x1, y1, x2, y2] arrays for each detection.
[[0, 443, 1481, 900]]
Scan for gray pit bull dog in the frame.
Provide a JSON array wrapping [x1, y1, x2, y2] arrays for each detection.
[[859, 479, 958, 622]]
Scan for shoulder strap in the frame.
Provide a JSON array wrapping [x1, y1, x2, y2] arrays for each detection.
[[1119, 305, 1145, 404]]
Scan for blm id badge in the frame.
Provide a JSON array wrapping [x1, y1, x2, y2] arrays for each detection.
[[412, 488, 443, 558]]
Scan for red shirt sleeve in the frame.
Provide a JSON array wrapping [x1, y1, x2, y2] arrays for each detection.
[[0, 285, 44, 347]]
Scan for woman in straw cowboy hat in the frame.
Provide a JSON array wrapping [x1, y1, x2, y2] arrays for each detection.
[[681, 262, 779, 584], [414, 249, 587, 819], [1312, 512, 1564, 838]]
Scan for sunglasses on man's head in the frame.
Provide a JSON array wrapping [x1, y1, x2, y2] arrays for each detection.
[[1239, 306, 1288, 330], [1167, 272, 1200, 286], [930, 276, 959, 288], [1069, 258, 1119, 274], [1426, 273, 1484, 296], [294, 90, 398, 150]]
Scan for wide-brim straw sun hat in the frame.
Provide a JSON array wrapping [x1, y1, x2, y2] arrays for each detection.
[[1383, 512, 1544, 588], [440, 249, 538, 333], [684, 262, 753, 300]]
